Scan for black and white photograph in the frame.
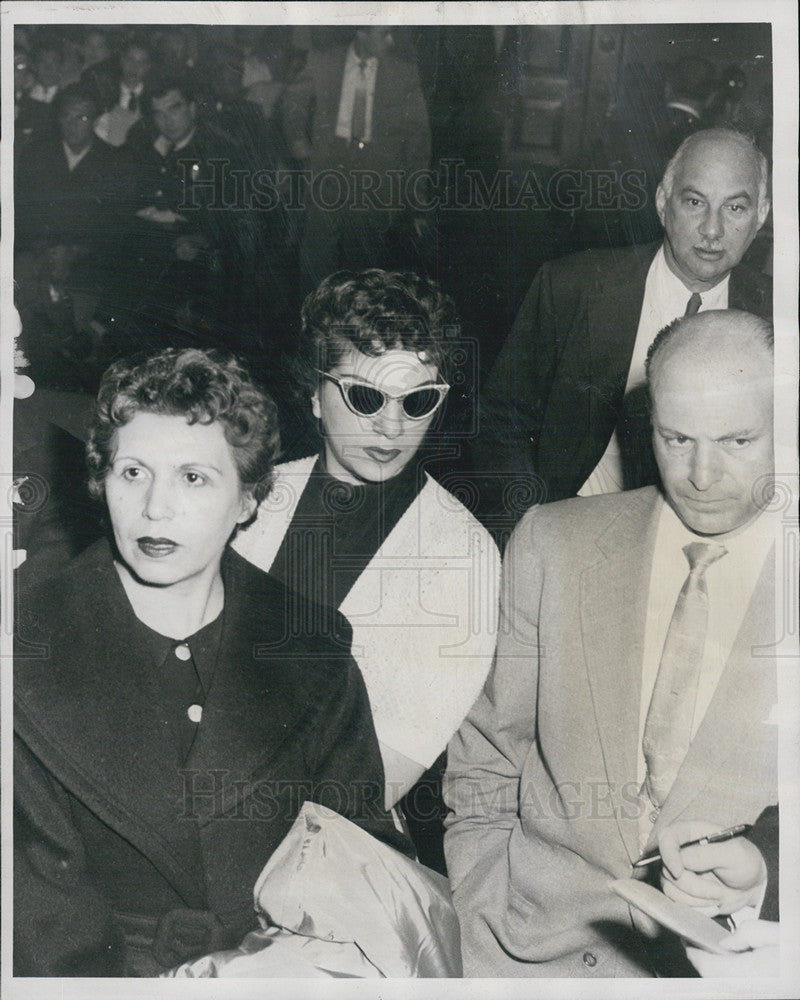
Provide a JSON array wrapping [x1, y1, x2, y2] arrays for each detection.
[[1, 2, 797, 997]]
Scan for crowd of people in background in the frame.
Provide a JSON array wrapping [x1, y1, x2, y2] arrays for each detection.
[[11, 24, 772, 414]]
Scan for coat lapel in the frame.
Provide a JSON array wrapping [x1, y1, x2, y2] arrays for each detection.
[[183, 548, 323, 823], [579, 488, 662, 861], [15, 542, 207, 905]]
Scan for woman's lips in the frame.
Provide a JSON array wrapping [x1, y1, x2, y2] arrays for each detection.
[[137, 537, 178, 557], [363, 447, 401, 464]]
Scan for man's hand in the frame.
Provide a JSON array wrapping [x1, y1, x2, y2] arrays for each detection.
[[174, 233, 209, 261], [658, 820, 767, 915], [686, 919, 779, 977], [136, 205, 188, 225]]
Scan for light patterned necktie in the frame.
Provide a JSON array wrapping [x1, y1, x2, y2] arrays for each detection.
[[684, 292, 702, 316], [642, 541, 727, 809]]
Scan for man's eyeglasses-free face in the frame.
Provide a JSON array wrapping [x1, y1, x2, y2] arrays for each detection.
[[316, 370, 450, 420]]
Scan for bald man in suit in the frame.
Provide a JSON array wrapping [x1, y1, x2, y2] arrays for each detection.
[[445, 310, 783, 977]]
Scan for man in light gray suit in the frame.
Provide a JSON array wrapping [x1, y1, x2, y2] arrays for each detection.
[[444, 309, 781, 977]]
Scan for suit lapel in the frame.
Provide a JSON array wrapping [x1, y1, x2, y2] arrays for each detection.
[[655, 547, 777, 829], [579, 488, 662, 861]]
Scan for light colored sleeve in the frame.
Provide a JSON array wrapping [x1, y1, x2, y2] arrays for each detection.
[[443, 520, 542, 893]]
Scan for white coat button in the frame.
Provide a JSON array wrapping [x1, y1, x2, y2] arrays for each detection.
[[174, 644, 191, 661], [187, 704, 203, 723]]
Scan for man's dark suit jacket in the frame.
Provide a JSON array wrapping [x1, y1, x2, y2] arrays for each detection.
[[15, 135, 129, 252], [15, 538, 409, 977], [748, 805, 779, 922], [473, 242, 772, 530]]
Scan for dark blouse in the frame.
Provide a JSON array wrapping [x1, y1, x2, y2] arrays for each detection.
[[135, 611, 223, 762], [269, 455, 423, 610]]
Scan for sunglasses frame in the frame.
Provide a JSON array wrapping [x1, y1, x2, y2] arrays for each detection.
[[316, 370, 450, 421]]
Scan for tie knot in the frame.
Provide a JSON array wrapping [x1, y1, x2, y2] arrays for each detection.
[[683, 540, 727, 575], [684, 292, 703, 316]]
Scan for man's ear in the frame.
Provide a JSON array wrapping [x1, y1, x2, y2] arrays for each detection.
[[756, 198, 771, 230], [311, 388, 322, 420], [655, 183, 667, 227]]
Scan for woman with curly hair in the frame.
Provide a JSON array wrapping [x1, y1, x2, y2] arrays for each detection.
[[14, 346, 408, 977], [233, 270, 500, 867]]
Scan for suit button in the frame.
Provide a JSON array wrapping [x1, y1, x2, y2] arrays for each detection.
[[582, 951, 597, 968], [649, 809, 660, 823], [187, 704, 203, 723], [174, 643, 191, 661]]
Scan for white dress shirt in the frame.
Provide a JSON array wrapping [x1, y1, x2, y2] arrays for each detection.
[[579, 246, 730, 497], [63, 141, 91, 172], [335, 46, 378, 144]]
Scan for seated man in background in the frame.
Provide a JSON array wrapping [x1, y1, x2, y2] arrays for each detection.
[[445, 309, 783, 976], [118, 75, 257, 349], [15, 84, 131, 387], [474, 129, 772, 539]]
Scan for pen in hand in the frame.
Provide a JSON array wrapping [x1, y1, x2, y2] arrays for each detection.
[[633, 823, 753, 868]]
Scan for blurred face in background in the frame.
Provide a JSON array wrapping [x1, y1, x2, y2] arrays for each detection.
[[151, 88, 196, 145], [83, 30, 111, 67], [32, 47, 62, 88], [58, 97, 97, 152], [120, 44, 151, 89], [355, 26, 394, 60]]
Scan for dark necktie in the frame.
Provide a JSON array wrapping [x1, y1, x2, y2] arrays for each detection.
[[351, 60, 368, 141], [684, 292, 702, 316], [642, 541, 727, 809], [127, 91, 139, 114]]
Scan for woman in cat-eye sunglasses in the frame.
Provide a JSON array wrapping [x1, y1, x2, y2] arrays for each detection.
[[233, 269, 500, 867]]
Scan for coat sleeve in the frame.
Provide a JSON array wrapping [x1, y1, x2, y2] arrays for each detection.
[[471, 260, 563, 531], [746, 804, 779, 921], [14, 734, 125, 976], [280, 56, 316, 161], [304, 626, 415, 860], [399, 62, 431, 178], [442, 514, 544, 969]]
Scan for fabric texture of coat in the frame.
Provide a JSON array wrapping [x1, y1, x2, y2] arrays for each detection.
[[14, 538, 409, 977], [444, 487, 779, 977]]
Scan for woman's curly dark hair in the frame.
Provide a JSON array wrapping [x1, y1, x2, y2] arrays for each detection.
[[87, 348, 279, 505], [296, 269, 460, 395]]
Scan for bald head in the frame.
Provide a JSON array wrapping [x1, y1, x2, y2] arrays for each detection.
[[648, 310, 774, 537], [656, 129, 770, 293]]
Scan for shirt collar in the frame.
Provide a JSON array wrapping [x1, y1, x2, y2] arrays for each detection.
[[346, 42, 378, 73], [154, 126, 197, 157], [659, 494, 779, 559], [137, 608, 223, 695], [654, 243, 730, 309]]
